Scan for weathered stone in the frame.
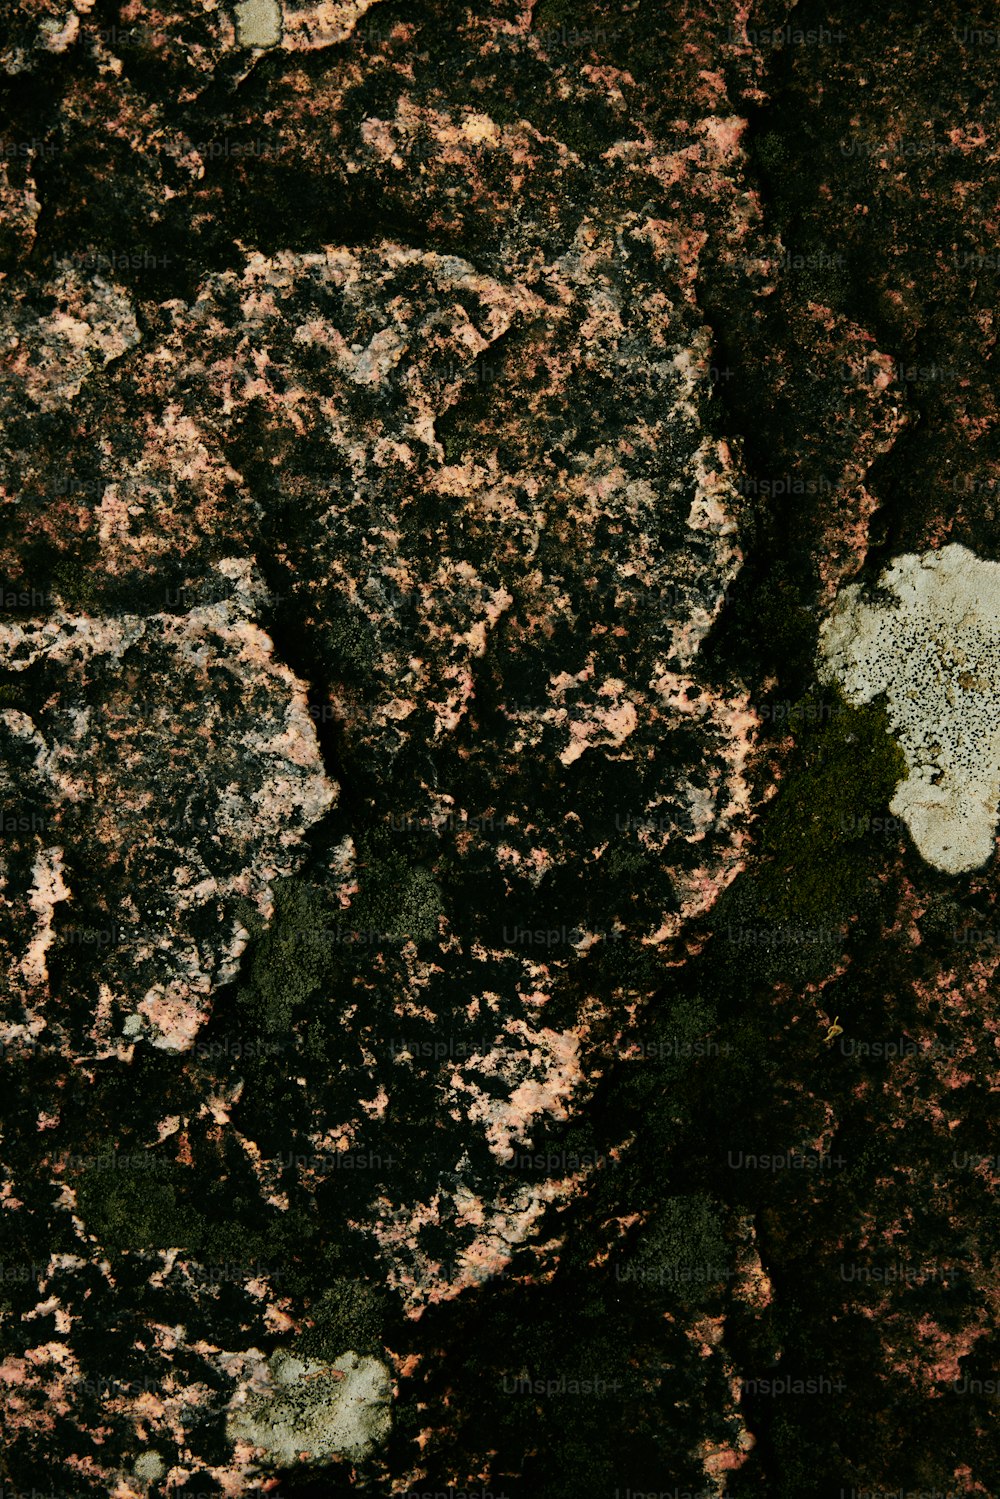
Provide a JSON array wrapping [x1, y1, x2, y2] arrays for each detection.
[[0, 563, 336, 1051]]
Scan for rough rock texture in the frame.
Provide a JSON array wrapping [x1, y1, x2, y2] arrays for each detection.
[[0, 1, 996, 1497], [0, 566, 337, 1053]]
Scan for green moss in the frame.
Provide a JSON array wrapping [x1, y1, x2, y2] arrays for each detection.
[[232, 896, 267, 941], [234, 856, 442, 1043], [76, 1164, 204, 1254], [753, 690, 907, 928], [299, 1279, 388, 1359], [603, 844, 649, 880], [631, 1193, 730, 1305], [647, 992, 721, 1082], [322, 609, 377, 683], [237, 879, 340, 1033], [353, 831, 443, 944], [533, 0, 577, 26], [50, 557, 103, 612], [201, 1205, 320, 1299]]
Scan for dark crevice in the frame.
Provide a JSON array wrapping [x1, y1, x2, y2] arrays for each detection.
[[253, 588, 373, 849]]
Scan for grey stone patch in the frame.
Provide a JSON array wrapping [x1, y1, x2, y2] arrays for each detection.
[[0, 264, 140, 412], [226, 1348, 392, 1466], [819, 542, 1000, 874]]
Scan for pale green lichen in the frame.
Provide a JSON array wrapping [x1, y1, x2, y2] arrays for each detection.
[[226, 1348, 392, 1466], [234, 0, 282, 49], [820, 543, 1000, 874]]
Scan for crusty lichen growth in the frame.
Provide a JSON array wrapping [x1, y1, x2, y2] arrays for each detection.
[[820, 543, 1000, 873], [233, 0, 282, 50], [226, 1348, 392, 1467]]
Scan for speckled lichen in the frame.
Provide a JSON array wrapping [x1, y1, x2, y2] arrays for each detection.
[[820, 543, 1000, 874], [225, 1348, 392, 1467], [233, 0, 282, 50]]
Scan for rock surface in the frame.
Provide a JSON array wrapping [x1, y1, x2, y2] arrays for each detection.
[[0, 569, 336, 1053], [0, 1, 996, 1497]]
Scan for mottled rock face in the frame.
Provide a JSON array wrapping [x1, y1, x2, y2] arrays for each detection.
[[1, 2, 997, 1497], [152, 224, 756, 1302], [0, 567, 336, 1052], [821, 544, 1000, 874], [150, 239, 754, 930], [0, 262, 140, 410], [0, 2, 768, 1480], [0, 198, 758, 1319]]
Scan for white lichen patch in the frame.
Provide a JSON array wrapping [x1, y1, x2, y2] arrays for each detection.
[[234, 0, 283, 48], [819, 543, 1000, 874], [226, 1349, 391, 1465], [131, 1451, 165, 1488]]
